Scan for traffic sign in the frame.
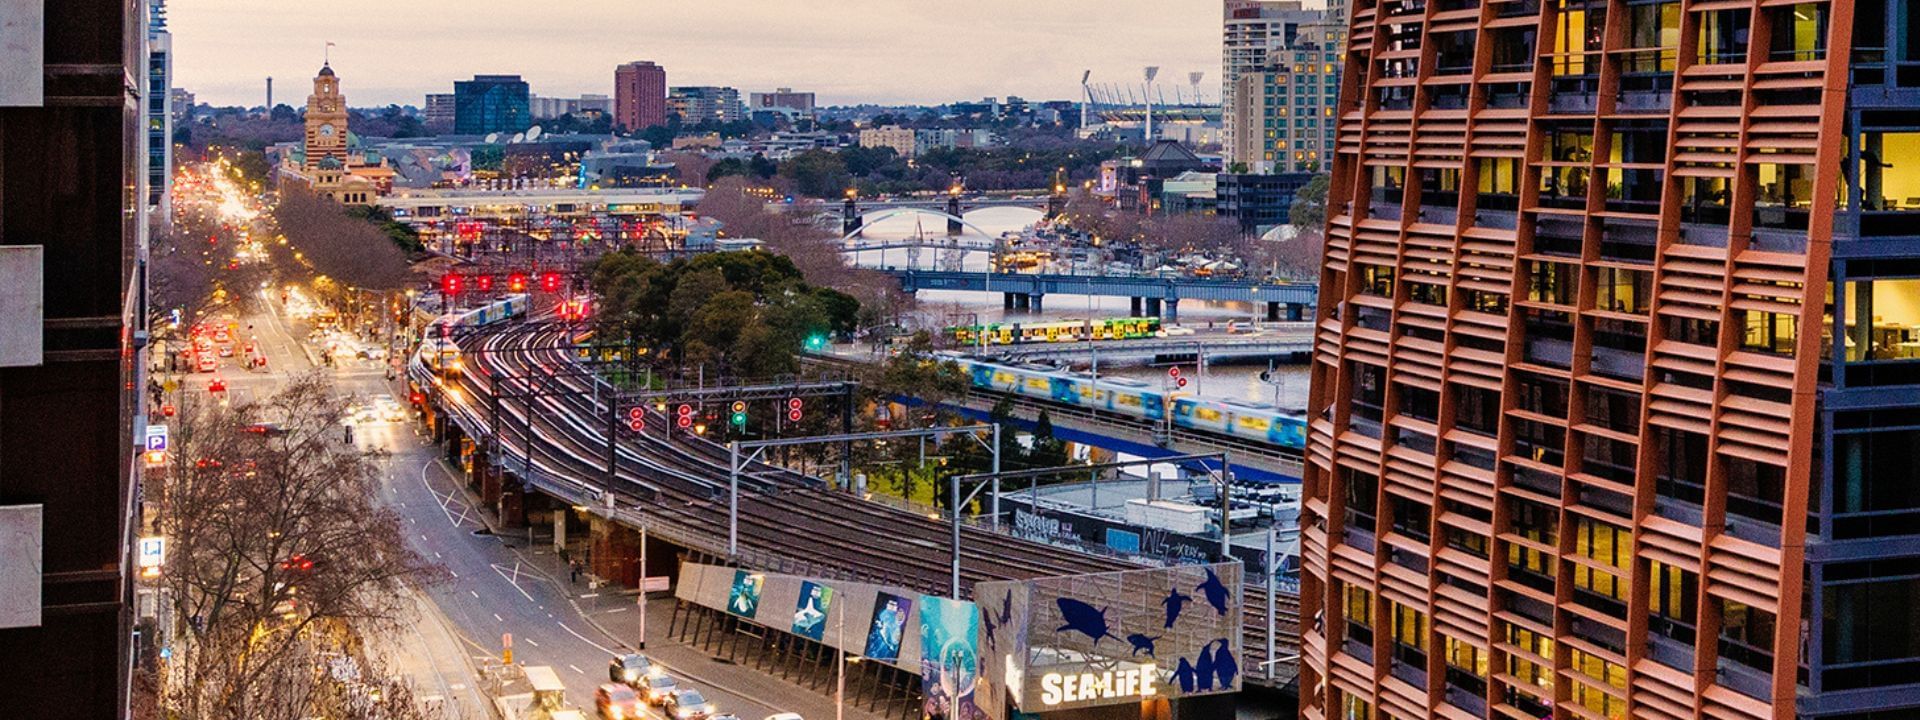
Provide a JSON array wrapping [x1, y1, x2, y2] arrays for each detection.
[[629, 418, 645, 432], [627, 407, 644, 421], [145, 425, 169, 453]]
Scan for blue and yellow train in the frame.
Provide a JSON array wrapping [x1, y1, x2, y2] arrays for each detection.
[[947, 354, 1308, 451], [419, 293, 529, 377]]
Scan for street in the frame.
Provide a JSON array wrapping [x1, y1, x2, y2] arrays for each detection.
[[221, 297, 867, 720]]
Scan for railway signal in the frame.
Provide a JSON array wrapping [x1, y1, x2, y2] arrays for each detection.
[[441, 273, 461, 296], [629, 417, 645, 432], [676, 403, 693, 429], [476, 274, 494, 292], [787, 397, 803, 422], [730, 401, 748, 427], [627, 407, 644, 421], [508, 272, 528, 292], [540, 272, 562, 293]]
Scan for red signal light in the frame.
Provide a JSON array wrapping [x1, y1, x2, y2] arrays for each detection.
[[442, 274, 461, 295], [476, 274, 495, 292], [540, 273, 562, 293]]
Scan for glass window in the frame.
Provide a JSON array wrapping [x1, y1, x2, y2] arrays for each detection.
[[1346, 469, 1380, 529], [1842, 278, 1920, 361], [1452, 383, 1500, 435], [1647, 559, 1699, 643], [1717, 598, 1777, 673], [1392, 495, 1434, 541], [1768, 3, 1827, 62], [1595, 267, 1652, 314], [1724, 456, 1786, 526], [1653, 427, 1709, 505], [1443, 634, 1490, 695], [1391, 602, 1430, 666], [1528, 261, 1579, 306], [1741, 307, 1800, 355], [1697, 9, 1752, 64], [1834, 427, 1920, 537], [1571, 517, 1632, 603], [1550, 1, 1604, 76]]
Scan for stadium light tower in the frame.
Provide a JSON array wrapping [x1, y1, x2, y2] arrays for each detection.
[[1143, 66, 1160, 142], [1079, 70, 1092, 130]]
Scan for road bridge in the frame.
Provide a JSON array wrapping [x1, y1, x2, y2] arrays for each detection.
[[886, 269, 1319, 321]]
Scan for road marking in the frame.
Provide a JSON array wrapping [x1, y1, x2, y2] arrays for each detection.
[[600, 607, 629, 615], [469, 590, 479, 599], [568, 664, 584, 675], [493, 613, 503, 623], [434, 552, 443, 559], [450, 570, 459, 578], [491, 563, 536, 602], [524, 637, 539, 647], [557, 621, 619, 657], [420, 534, 429, 542], [579, 593, 600, 599]]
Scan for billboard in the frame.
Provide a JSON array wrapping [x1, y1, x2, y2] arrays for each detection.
[[864, 591, 912, 662], [978, 562, 1244, 717], [726, 570, 762, 619], [791, 580, 834, 641], [920, 595, 985, 720]]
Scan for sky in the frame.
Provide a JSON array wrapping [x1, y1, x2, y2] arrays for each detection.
[[169, 0, 1222, 109]]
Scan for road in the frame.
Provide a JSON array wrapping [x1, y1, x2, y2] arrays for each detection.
[[221, 297, 861, 720]]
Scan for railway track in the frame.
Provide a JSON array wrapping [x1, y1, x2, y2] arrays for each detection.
[[424, 319, 1301, 684]]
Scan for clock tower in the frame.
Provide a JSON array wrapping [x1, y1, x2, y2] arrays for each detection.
[[303, 63, 347, 171]]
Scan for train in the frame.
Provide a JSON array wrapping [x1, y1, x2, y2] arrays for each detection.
[[944, 354, 1308, 451], [418, 293, 529, 377], [947, 316, 1163, 346]]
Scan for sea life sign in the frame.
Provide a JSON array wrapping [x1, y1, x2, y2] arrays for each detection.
[[976, 561, 1243, 717]]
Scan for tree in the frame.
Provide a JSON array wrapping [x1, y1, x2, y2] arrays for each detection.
[[158, 374, 436, 720], [1027, 410, 1070, 468], [272, 186, 414, 291], [1288, 173, 1331, 232], [779, 149, 852, 198]]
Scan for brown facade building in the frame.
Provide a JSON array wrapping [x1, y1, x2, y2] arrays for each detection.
[[0, 0, 146, 717], [1299, 0, 1920, 718], [614, 61, 667, 131]]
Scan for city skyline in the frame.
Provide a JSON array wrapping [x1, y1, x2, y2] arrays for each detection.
[[170, 0, 1225, 108]]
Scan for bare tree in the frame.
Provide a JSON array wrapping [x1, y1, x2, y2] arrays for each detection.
[[271, 186, 415, 292], [158, 373, 437, 720]]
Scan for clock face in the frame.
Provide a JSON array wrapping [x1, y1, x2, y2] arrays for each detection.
[[319, 123, 335, 137]]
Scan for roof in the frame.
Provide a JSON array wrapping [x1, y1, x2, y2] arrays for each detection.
[[1140, 139, 1202, 164], [317, 63, 334, 77]]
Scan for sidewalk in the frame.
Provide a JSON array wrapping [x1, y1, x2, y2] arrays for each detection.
[[478, 500, 891, 720], [373, 588, 499, 720]]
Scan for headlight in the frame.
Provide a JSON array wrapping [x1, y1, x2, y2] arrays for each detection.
[[609, 709, 622, 719], [623, 669, 637, 681]]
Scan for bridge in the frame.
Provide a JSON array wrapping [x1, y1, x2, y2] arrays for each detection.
[[887, 269, 1319, 321]]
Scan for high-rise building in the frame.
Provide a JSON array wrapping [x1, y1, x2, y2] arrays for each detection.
[[423, 93, 455, 132], [1300, 1, 1920, 719], [668, 86, 745, 125], [147, 0, 174, 227], [614, 61, 667, 131], [1230, 18, 1344, 173], [0, 0, 146, 714], [1221, 0, 1326, 169], [750, 88, 816, 118], [453, 75, 531, 135]]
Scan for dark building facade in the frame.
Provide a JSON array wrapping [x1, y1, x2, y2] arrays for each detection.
[[0, 0, 146, 717], [1299, 0, 1920, 718], [1218, 172, 1317, 232], [453, 74, 531, 136], [614, 61, 667, 131]]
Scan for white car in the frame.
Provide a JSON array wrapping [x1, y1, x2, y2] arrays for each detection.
[[765, 714, 805, 720]]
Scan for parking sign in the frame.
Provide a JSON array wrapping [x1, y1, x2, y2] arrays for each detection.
[[145, 425, 168, 453]]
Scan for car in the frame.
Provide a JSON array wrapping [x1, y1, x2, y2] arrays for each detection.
[[764, 714, 804, 720], [710, 715, 742, 720], [664, 688, 713, 719], [594, 683, 643, 720], [374, 398, 407, 422], [607, 653, 654, 685], [638, 673, 678, 705], [218, 343, 235, 357]]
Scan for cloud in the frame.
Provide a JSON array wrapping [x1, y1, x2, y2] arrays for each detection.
[[168, 0, 1220, 107]]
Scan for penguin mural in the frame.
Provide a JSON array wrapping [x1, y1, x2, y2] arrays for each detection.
[[1126, 633, 1160, 657], [1194, 640, 1217, 691], [1162, 587, 1193, 629], [1173, 657, 1198, 693], [1196, 567, 1232, 616], [1210, 639, 1240, 688]]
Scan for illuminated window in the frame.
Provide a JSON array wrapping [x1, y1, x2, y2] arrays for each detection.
[[1594, 266, 1651, 314], [1390, 602, 1430, 666]]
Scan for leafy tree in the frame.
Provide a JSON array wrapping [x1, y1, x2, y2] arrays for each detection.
[[1028, 410, 1070, 468], [1289, 173, 1331, 231], [779, 149, 852, 198]]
